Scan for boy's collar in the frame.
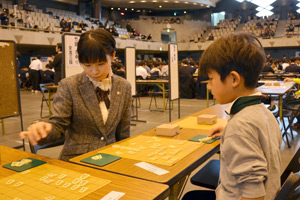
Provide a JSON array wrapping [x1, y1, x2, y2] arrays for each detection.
[[225, 92, 262, 115]]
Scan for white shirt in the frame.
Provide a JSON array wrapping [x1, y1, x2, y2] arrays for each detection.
[[29, 59, 42, 70], [136, 66, 147, 79], [88, 71, 112, 125]]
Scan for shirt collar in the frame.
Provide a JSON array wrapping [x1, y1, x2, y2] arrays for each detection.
[[87, 70, 112, 91], [225, 92, 262, 115]]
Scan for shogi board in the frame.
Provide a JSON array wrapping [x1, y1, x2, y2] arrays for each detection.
[[97, 135, 203, 166], [0, 164, 111, 200], [174, 117, 228, 130], [261, 85, 290, 89]]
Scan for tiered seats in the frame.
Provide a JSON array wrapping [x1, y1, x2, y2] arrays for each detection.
[[243, 15, 278, 37]]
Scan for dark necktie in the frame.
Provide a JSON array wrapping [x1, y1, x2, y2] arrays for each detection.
[[95, 87, 110, 109]]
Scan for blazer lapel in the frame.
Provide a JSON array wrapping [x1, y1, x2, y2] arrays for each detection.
[[105, 75, 122, 133], [78, 73, 108, 139]]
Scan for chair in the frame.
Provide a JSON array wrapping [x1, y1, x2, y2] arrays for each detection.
[[275, 172, 300, 200], [262, 74, 278, 80], [281, 147, 300, 184], [281, 73, 298, 81], [190, 159, 220, 190], [29, 135, 65, 154], [40, 83, 55, 118]]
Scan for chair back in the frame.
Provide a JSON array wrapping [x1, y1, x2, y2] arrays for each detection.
[[262, 74, 278, 80], [281, 147, 300, 184], [29, 135, 65, 154], [281, 73, 298, 80], [275, 172, 300, 200], [150, 71, 159, 80]]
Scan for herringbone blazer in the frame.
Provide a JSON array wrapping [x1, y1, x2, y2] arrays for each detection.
[[39, 72, 131, 161]]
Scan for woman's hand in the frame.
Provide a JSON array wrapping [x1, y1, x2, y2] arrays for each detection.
[[20, 122, 52, 145], [208, 125, 225, 138]]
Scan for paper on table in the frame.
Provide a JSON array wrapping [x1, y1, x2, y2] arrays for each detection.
[[135, 162, 169, 175], [100, 191, 125, 200]]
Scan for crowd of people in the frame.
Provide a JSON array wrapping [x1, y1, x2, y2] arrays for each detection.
[[261, 53, 300, 74]]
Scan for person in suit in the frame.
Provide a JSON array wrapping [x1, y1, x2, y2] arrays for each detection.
[[20, 29, 132, 161], [49, 43, 62, 84], [179, 59, 195, 98]]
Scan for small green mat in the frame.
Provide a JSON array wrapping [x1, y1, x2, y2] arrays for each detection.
[[189, 135, 219, 144], [80, 153, 121, 167], [3, 158, 46, 172]]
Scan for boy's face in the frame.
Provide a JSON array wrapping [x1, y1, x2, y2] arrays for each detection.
[[207, 70, 235, 104]]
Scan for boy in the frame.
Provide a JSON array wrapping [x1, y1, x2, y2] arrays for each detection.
[[200, 33, 281, 200]]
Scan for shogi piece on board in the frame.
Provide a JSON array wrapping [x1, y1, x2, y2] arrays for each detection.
[[265, 82, 272, 86], [273, 82, 280, 86], [197, 114, 217, 125], [155, 124, 180, 137]]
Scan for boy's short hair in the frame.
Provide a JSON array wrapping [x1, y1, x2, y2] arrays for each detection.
[[199, 33, 266, 89]]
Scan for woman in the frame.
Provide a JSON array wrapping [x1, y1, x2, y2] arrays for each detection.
[[20, 29, 132, 161]]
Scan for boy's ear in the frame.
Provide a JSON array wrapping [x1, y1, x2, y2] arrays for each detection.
[[229, 71, 241, 88]]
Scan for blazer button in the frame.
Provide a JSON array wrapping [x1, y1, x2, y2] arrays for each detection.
[[100, 137, 104, 141]]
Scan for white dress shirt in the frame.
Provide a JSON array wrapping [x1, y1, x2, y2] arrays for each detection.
[[29, 59, 42, 70]]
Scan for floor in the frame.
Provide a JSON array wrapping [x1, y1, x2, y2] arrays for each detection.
[[1, 90, 299, 199]]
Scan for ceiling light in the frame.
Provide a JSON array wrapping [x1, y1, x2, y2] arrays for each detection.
[[111, 8, 114, 10], [256, 9, 273, 17], [164, 0, 169, 2], [206, 5, 210, 8], [200, 4, 204, 6], [184, 2, 189, 4], [193, 3, 197, 5], [129, 1, 135, 3], [159, 5, 162, 8], [125, 8, 127, 10], [297, 3, 300, 7], [184, 11, 187, 14], [236, 0, 244, 2], [175, 1, 179, 3], [131, 8, 134, 11], [297, 9, 300, 14], [152, 0, 157, 2], [118, 8, 120, 10], [141, 0, 146, 2]]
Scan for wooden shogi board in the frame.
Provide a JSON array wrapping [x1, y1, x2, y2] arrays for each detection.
[[0, 164, 111, 200], [97, 135, 203, 166], [174, 117, 228, 130]]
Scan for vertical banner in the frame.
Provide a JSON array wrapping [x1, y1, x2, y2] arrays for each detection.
[[169, 43, 179, 100], [125, 47, 136, 96], [62, 33, 82, 78]]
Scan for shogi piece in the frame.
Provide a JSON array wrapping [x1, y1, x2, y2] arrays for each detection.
[[155, 124, 180, 137], [197, 114, 217, 125], [265, 83, 272, 86], [273, 82, 280, 86]]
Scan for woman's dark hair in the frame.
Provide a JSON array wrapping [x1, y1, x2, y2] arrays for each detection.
[[77, 29, 116, 63]]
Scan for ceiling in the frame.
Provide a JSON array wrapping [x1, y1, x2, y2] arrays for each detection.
[[53, 0, 220, 9]]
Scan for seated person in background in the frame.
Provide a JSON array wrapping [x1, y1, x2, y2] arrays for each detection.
[[41, 64, 54, 83], [208, 33, 214, 40], [150, 61, 162, 77], [60, 18, 68, 32], [19, 66, 30, 89], [20, 29, 132, 161], [285, 57, 300, 73], [198, 33, 281, 200], [136, 61, 148, 79], [44, 26, 52, 33], [147, 34, 152, 40], [0, 9, 9, 26], [79, 20, 86, 32], [261, 62, 274, 73], [114, 63, 125, 79]]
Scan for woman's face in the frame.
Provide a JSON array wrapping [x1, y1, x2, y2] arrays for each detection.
[[81, 55, 113, 82]]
